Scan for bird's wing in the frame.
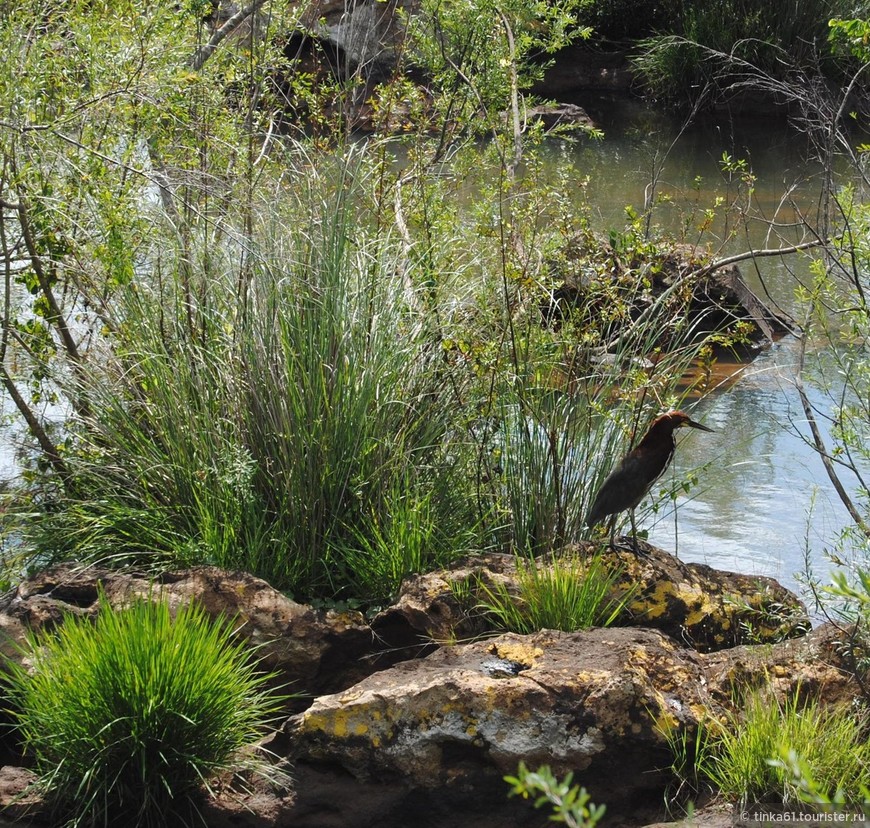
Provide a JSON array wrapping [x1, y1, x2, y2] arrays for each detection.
[[586, 440, 676, 527]]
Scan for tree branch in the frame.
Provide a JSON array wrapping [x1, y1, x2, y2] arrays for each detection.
[[0, 196, 73, 488], [189, 0, 270, 71], [795, 331, 870, 539], [696, 238, 828, 279]]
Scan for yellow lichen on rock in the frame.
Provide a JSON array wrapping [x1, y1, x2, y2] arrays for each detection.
[[492, 640, 544, 665]]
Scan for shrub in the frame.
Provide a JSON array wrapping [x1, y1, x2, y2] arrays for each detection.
[[506, 761, 606, 828], [2, 594, 288, 828], [22, 164, 476, 603]]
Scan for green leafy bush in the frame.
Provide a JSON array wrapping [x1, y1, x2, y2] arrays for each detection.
[[506, 761, 606, 828], [2, 594, 288, 828]]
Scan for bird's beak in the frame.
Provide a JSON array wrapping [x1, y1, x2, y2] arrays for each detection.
[[685, 418, 714, 433]]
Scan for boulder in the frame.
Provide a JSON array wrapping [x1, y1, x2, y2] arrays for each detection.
[[702, 622, 860, 707], [523, 103, 598, 131], [374, 544, 809, 654], [604, 542, 809, 651], [286, 626, 713, 825], [0, 564, 859, 828], [0, 766, 40, 824], [543, 242, 797, 356], [0, 565, 383, 700]]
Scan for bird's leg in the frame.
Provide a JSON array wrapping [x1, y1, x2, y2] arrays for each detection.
[[630, 509, 639, 554], [607, 516, 617, 550]]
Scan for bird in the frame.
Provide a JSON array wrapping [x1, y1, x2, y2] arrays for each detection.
[[586, 410, 713, 552]]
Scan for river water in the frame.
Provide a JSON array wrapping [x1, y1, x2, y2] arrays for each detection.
[[555, 95, 864, 599]]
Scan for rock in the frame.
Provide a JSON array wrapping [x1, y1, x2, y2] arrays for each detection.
[[371, 553, 517, 644], [0, 564, 384, 700], [375, 545, 808, 654], [642, 802, 734, 828], [286, 626, 713, 824], [0, 564, 857, 828], [702, 622, 860, 707], [522, 103, 598, 131], [0, 766, 40, 824], [603, 542, 809, 652], [543, 242, 797, 356]]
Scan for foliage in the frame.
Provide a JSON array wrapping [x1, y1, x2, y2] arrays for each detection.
[[574, 0, 681, 42], [828, 17, 870, 63], [0, 0, 718, 605], [771, 747, 870, 809], [407, 0, 585, 140], [477, 550, 631, 633], [632, 0, 865, 108], [19, 160, 477, 602], [2, 594, 288, 828], [793, 183, 870, 668], [505, 761, 606, 828], [696, 687, 870, 804], [659, 714, 717, 814]]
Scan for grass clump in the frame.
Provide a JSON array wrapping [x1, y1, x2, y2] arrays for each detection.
[[700, 687, 870, 805], [2, 594, 288, 828], [479, 551, 630, 633]]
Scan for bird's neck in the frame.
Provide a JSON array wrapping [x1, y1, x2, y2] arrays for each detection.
[[636, 422, 677, 452]]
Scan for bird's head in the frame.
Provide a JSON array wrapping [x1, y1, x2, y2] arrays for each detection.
[[661, 409, 714, 433]]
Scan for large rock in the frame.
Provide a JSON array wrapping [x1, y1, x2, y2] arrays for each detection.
[[0, 564, 859, 828], [374, 544, 808, 654], [286, 626, 713, 825], [702, 622, 860, 707], [605, 542, 809, 651], [0, 565, 383, 699]]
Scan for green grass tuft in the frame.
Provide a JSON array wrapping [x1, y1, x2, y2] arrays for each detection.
[[2, 594, 289, 828], [700, 687, 870, 805], [478, 550, 631, 633]]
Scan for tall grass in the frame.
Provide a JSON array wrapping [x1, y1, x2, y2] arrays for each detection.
[[25, 158, 475, 602], [699, 688, 870, 804], [479, 550, 631, 633], [2, 595, 287, 828], [12, 144, 716, 605], [633, 0, 860, 107], [482, 264, 716, 559]]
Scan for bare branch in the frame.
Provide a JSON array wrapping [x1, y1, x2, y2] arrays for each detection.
[[696, 239, 828, 279], [189, 0, 270, 71], [795, 331, 870, 540], [0, 192, 73, 488]]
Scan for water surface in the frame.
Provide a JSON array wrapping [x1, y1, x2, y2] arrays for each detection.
[[554, 96, 863, 598]]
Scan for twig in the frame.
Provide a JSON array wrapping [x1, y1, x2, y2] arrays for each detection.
[[794, 329, 870, 539], [189, 0, 270, 71]]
